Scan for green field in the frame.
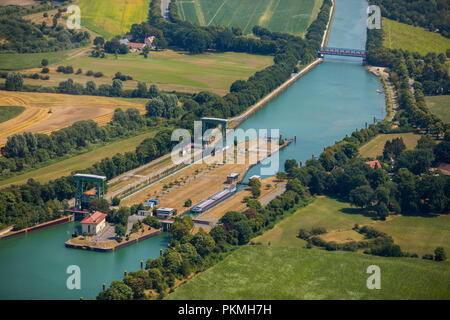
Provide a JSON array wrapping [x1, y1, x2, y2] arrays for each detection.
[[253, 197, 450, 257], [167, 246, 450, 299], [0, 128, 163, 188], [0, 49, 81, 70], [426, 95, 450, 123], [30, 50, 273, 95], [177, 0, 323, 35], [358, 132, 421, 159], [384, 18, 450, 56], [78, 0, 151, 38], [0, 106, 25, 123], [253, 197, 374, 248]]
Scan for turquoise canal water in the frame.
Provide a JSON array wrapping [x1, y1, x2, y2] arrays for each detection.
[[0, 0, 384, 299], [241, 0, 385, 182], [0, 222, 168, 299]]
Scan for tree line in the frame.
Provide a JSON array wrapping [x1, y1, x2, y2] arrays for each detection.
[[0, 128, 178, 230], [0, 15, 90, 53], [366, 16, 449, 97]]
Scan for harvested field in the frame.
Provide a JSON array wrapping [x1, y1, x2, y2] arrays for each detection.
[[0, 90, 146, 145], [358, 132, 421, 159]]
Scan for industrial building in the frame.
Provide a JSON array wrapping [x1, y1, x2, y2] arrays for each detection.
[[80, 211, 107, 235], [156, 208, 176, 219]]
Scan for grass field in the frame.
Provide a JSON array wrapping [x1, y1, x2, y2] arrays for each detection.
[[0, 49, 82, 70], [426, 95, 450, 123], [0, 106, 25, 123], [253, 196, 450, 257], [177, 0, 323, 35], [0, 90, 146, 145], [0, 129, 162, 188], [253, 197, 374, 248], [14, 50, 273, 95], [383, 18, 450, 56], [78, 0, 151, 38], [358, 132, 421, 159], [167, 245, 450, 299]]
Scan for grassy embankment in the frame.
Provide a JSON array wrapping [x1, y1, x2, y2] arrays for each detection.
[[425, 96, 450, 123], [383, 18, 450, 56], [0, 106, 25, 123], [177, 0, 323, 36], [358, 133, 421, 159], [168, 197, 450, 299], [0, 49, 82, 70]]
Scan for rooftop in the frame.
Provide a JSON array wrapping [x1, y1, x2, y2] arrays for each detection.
[[74, 173, 106, 181], [80, 211, 107, 225]]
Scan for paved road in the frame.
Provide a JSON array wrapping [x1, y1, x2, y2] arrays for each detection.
[[161, 0, 170, 20], [261, 185, 286, 206]]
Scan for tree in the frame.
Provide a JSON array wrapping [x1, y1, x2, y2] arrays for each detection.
[[251, 184, 261, 198], [97, 280, 133, 300], [234, 220, 252, 244], [142, 45, 150, 58], [115, 224, 126, 238], [349, 185, 374, 209], [190, 228, 215, 256], [41, 59, 48, 67], [88, 198, 110, 213], [376, 202, 389, 220], [148, 84, 159, 98], [146, 97, 165, 117], [5, 72, 23, 91], [184, 199, 192, 207], [434, 247, 446, 261], [111, 197, 120, 206], [93, 36, 105, 46], [112, 79, 123, 96]]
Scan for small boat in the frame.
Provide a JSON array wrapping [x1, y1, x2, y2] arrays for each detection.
[[376, 89, 383, 93]]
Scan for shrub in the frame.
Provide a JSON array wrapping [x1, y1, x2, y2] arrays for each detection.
[[422, 254, 434, 260], [434, 247, 446, 261], [41, 67, 49, 74], [94, 72, 103, 78]]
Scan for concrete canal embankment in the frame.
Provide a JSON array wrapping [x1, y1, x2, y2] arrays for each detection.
[[0, 215, 74, 240], [65, 228, 162, 252]]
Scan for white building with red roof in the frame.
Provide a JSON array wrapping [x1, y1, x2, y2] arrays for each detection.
[[80, 211, 107, 235]]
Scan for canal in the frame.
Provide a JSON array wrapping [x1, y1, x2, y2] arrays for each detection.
[[241, 0, 385, 181], [0, 0, 385, 299]]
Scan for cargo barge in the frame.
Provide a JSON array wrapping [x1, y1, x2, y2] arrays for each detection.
[[191, 185, 237, 214]]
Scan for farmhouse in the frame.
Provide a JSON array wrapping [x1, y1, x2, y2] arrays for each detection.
[[365, 160, 382, 169], [80, 211, 107, 235], [123, 36, 156, 52]]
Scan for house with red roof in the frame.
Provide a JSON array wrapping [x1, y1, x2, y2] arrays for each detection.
[[365, 160, 382, 169], [127, 42, 146, 51], [81, 211, 107, 235]]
